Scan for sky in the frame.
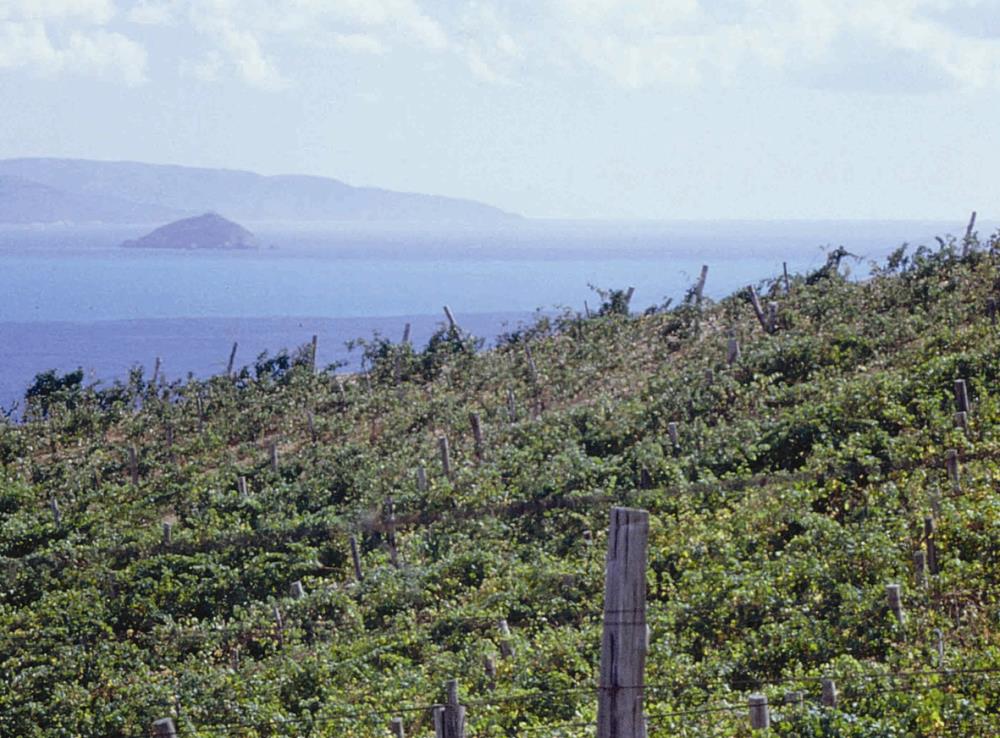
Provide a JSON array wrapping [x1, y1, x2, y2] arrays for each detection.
[[0, 0, 998, 220]]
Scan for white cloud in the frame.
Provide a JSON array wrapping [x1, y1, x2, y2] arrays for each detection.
[[0, 20, 147, 85], [529, 0, 1000, 90], [0, 0, 116, 24]]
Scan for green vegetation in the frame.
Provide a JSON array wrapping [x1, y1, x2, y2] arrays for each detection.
[[3, 234, 1000, 737]]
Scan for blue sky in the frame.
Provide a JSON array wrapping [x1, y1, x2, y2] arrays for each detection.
[[1, 0, 998, 220]]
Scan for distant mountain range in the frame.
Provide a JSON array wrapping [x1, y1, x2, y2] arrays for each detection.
[[0, 158, 519, 225]]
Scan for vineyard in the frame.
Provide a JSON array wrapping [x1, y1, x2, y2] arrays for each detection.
[[2, 232, 1000, 737]]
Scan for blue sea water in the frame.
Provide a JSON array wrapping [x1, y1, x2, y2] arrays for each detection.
[[0, 219, 982, 410]]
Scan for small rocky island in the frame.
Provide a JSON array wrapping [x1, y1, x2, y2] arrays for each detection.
[[122, 212, 257, 250]]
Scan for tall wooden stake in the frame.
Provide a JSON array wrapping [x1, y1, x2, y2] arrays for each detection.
[[310, 334, 318, 372], [439, 436, 452, 479], [227, 341, 238, 376], [954, 379, 970, 414], [470, 413, 484, 460], [693, 265, 709, 306], [747, 285, 770, 332], [597, 507, 649, 738], [444, 306, 459, 334], [152, 718, 177, 737], [350, 535, 364, 581], [441, 679, 466, 738]]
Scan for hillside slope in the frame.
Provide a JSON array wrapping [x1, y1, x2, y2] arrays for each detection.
[[0, 158, 520, 224], [2, 233, 1000, 737]]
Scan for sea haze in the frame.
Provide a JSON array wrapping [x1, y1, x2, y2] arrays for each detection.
[[0, 218, 983, 410]]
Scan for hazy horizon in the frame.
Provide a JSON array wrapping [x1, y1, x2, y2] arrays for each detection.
[[2, 1, 999, 221]]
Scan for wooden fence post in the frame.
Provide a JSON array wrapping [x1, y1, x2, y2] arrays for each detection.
[[310, 334, 318, 372], [783, 262, 791, 294], [470, 413, 484, 460], [273, 605, 284, 644], [269, 441, 279, 474], [965, 210, 977, 242], [507, 389, 517, 423], [935, 628, 945, 669], [747, 286, 770, 332], [162, 522, 172, 546], [433, 706, 445, 738], [49, 498, 61, 526], [667, 421, 679, 448], [498, 619, 515, 659], [693, 265, 709, 306], [597, 507, 649, 738], [954, 379, 970, 414], [625, 286, 635, 310], [290, 580, 305, 599], [390, 717, 405, 738], [151, 357, 161, 386], [767, 302, 779, 333], [988, 298, 997, 326], [444, 306, 459, 334], [524, 345, 539, 385], [727, 337, 741, 366], [350, 535, 364, 581], [128, 445, 139, 486], [913, 549, 927, 587], [152, 718, 177, 737], [783, 690, 803, 706], [227, 341, 238, 376], [945, 449, 960, 492], [384, 498, 399, 568], [886, 583, 904, 624], [821, 678, 837, 707], [439, 436, 452, 479], [484, 656, 497, 690], [237, 476, 249, 499], [416, 466, 428, 491], [442, 679, 466, 738], [749, 694, 770, 730]]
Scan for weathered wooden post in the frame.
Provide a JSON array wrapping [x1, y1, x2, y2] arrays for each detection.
[[747, 286, 770, 332], [269, 441, 279, 473], [783, 262, 791, 294], [924, 515, 939, 574], [693, 265, 709, 306], [484, 656, 497, 690], [128, 445, 139, 486], [310, 334, 318, 372], [152, 718, 177, 737], [151, 357, 161, 386], [727, 337, 741, 366], [441, 679, 466, 738], [945, 449, 960, 492], [886, 583, 904, 624], [416, 466, 428, 491], [237, 476, 249, 499], [767, 302, 779, 332], [524, 345, 539, 385], [506, 388, 517, 423], [988, 298, 997, 326], [954, 411, 969, 433], [965, 210, 977, 242], [402, 322, 412, 345], [439, 436, 452, 479], [350, 535, 364, 581], [390, 717, 405, 738], [290, 580, 305, 599], [498, 619, 515, 659], [227, 341, 238, 376], [667, 421, 679, 448], [470, 413, 484, 460], [162, 522, 172, 546], [274, 605, 284, 644], [913, 549, 927, 587], [821, 678, 838, 707], [597, 507, 649, 738], [444, 306, 459, 334], [954, 379, 970, 414], [624, 286, 635, 310], [384, 497, 399, 568], [935, 628, 945, 669], [749, 694, 770, 730], [783, 691, 803, 706], [49, 498, 61, 526]]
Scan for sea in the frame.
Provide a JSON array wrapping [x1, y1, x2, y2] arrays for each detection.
[[0, 218, 983, 412]]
